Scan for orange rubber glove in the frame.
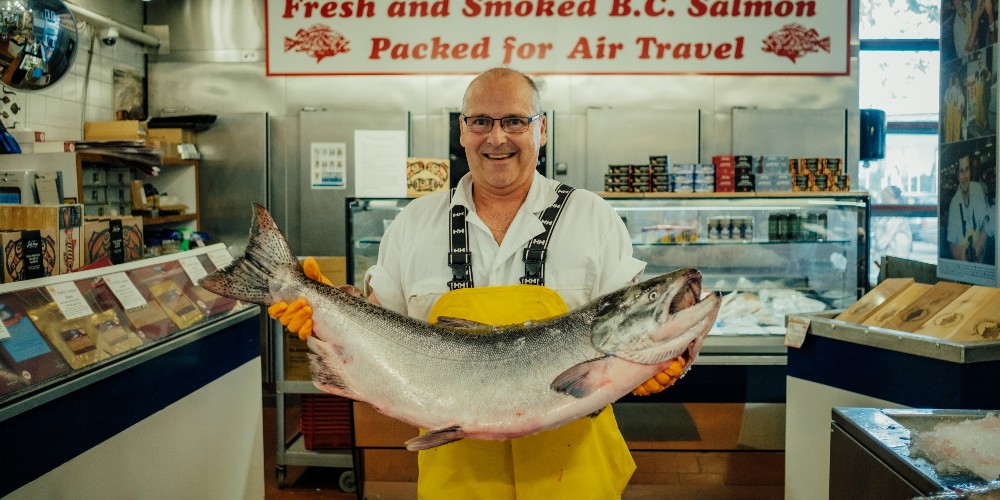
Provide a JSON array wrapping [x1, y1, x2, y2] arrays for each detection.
[[267, 256, 331, 341], [631, 357, 687, 396]]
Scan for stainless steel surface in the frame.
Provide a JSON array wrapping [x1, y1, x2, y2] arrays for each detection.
[[66, 1, 159, 47], [795, 314, 1000, 363], [585, 108, 701, 191], [732, 108, 847, 159], [298, 109, 408, 257], [197, 112, 271, 254], [832, 407, 999, 496], [0, 0, 78, 92], [145, 0, 264, 61]]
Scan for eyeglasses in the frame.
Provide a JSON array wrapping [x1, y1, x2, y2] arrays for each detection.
[[461, 113, 542, 134]]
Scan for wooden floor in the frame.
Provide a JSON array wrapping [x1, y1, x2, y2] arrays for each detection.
[[262, 395, 783, 500]]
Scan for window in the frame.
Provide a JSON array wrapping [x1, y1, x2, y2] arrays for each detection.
[[858, 0, 942, 284]]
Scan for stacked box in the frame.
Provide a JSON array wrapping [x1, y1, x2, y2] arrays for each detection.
[[735, 158, 755, 192], [0, 204, 84, 276], [791, 157, 850, 192], [712, 155, 736, 192], [632, 164, 652, 192], [605, 165, 631, 192], [83, 216, 144, 265], [693, 164, 715, 192], [83, 120, 146, 141], [0, 228, 58, 282], [668, 163, 694, 192], [649, 156, 670, 192]]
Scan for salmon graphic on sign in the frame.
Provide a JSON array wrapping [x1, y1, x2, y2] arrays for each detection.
[[762, 23, 831, 63], [285, 24, 351, 62]]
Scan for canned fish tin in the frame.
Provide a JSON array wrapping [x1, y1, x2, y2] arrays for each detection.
[[813, 174, 829, 191], [608, 164, 631, 175], [693, 164, 715, 176], [693, 180, 715, 192], [668, 163, 695, 175], [793, 175, 811, 191], [649, 155, 670, 167]]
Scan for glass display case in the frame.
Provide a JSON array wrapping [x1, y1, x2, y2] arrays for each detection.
[[0, 243, 254, 412], [347, 192, 870, 355]]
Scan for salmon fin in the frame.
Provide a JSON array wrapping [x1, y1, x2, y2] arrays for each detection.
[[199, 203, 301, 305], [550, 356, 612, 398], [588, 407, 605, 418], [404, 426, 464, 451], [434, 316, 491, 329], [308, 352, 349, 391]]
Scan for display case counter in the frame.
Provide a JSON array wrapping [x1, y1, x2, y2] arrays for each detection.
[[0, 244, 264, 499]]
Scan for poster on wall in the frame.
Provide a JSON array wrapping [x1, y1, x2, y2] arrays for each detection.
[[310, 142, 348, 189], [265, 0, 849, 75], [938, 0, 999, 286]]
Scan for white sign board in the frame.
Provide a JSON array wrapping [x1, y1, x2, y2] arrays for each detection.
[[266, 0, 849, 75]]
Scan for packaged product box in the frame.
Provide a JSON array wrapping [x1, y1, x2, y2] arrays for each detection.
[[0, 292, 72, 384], [406, 158, 449, 198], [877, 281, 970, 332], [127, 261, 206, 330], [83, 120, 146, 141], [913, 286, 1000, 339], [27, 303, 111, 369], [0, 228, 58, 283], [0, 360, 28, 396], [0, 204, 84, 276], [83, 216, 144, 265]]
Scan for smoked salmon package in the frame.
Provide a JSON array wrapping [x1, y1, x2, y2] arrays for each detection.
[[74, 274, 178, 342], [0, 291, 72, 385]]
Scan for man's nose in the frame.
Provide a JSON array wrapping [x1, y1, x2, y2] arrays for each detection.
[[486, 122, 508, 145]]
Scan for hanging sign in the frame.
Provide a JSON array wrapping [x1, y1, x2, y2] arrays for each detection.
[[265, 0, 849, 75]]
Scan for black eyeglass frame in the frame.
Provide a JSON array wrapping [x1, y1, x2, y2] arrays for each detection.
[[460, 113, 543, 133]]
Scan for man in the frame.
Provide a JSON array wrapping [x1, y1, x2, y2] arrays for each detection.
[[947, 155, 994, 263], [271, 67, 679, 498]]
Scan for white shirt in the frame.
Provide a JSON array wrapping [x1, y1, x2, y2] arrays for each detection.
[[947, 180, 994, 246], [365, 172, 646, 320]]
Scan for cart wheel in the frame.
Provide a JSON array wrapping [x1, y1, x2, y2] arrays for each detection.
[[338, 469, 356, 493], [276, 465, 286, 489]]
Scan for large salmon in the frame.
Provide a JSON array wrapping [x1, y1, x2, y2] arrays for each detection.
[[200, 204, 722, 450]]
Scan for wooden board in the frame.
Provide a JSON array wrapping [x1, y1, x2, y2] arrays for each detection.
[[860, 283, 933, 328], [913, 286, 1000, 339], [835, 278, 914, 324], [877, 281, 971, 333]]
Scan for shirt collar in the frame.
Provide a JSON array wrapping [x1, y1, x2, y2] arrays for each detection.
[[451, 171, 554, 216]]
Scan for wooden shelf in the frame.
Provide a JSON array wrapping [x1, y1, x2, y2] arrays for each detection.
[[142, 213, 198, 226]]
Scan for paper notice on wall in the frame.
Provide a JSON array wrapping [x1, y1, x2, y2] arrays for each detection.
[[354, 130, 407, 197], [311, 142, 347, 189]]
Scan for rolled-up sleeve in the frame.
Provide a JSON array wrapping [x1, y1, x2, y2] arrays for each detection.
[[595, 205, 646, 297]]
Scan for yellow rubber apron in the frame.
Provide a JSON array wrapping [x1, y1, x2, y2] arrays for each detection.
[[418, 284, 636, 499]]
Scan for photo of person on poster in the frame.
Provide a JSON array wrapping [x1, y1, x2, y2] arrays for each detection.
[[944, 64, 968, 143], [965, 47, 996, 138], [945, 0, 999, 61], [941, 141, 996, 265]]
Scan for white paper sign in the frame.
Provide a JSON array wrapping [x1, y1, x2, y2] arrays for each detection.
[[46, 282, 95, 320], [354, 130, 408, 197], [784, 316, 810, 348], [0, 321, 10, 341], [103, 272, 149, 310], [180, 257, 209, 284], [311, 142, 348, 189], [207, 247, 235, 269]]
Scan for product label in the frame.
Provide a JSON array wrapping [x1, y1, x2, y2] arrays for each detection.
[[103, 272, 148, 310], [109, 219, 125, 264], [784, 316, 810, 348], [21, 230, 45, 280], [3, 317, 51, 362], [46, 282, 95, 320], [180, 257, 208, 284]]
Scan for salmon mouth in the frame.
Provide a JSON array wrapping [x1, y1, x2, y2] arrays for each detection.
[[668, 273, 703, 315]]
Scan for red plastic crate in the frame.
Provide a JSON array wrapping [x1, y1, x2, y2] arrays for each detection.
[[300, 394, 353, 450]]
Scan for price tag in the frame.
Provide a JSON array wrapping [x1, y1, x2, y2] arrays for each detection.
[[784, 316, 810, 348], [0, 321, 10, 340], [207, 247, 234, 269], [46, 282, 94, 320], [179, 256, 209, 284], [103, 272, 148, 310]]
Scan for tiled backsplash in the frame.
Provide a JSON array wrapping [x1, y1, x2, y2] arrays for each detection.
[[3, 26, 146, 143]]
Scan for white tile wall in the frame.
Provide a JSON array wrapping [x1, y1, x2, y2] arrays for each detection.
[[4, 24, 146, 142]]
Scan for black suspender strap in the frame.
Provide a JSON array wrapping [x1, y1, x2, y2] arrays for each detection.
[[521, 183, 575, 286], [448, 188, 474, 290]]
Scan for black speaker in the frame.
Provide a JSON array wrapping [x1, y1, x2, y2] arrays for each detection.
[[860, 109, 886, 161]]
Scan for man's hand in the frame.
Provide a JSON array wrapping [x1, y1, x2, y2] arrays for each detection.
[[267, 257, 330, 340], [631, 358, 687, 396]]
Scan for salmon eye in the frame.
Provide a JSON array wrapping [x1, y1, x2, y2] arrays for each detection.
[[647, 290, 658, 301]]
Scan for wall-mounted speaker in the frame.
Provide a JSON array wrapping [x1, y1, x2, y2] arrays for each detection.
[[860, 109, 886, 161]]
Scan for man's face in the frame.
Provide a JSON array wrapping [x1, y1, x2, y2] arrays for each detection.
[[959, 158, 971, 194], [460, 74, 546, 195]]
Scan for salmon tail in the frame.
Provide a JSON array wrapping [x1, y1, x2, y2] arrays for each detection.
[[199, 203, 301, 305]]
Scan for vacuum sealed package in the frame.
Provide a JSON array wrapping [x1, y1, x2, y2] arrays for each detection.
[[149, 280, 204, 329], [0, 293, 72, 384], [76, 274, 178, 342], [27, 303, 111, 369]]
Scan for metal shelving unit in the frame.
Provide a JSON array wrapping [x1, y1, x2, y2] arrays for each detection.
[[273, 319, 355, 492]]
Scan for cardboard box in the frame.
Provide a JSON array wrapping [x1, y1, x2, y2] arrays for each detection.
[[83, 216, 144, 265], [0, 228, 58, 283], [145, 128, 196, 144], [311, 256, 348, 286], [0, 204, 83, 275], [83, 120, 146, 141]]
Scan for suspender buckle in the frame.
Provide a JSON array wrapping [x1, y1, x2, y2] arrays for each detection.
[[448, 251, 472, 267], [522, 248, 546, 278]]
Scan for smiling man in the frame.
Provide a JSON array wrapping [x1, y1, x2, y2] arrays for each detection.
[[270, 67, 685, 499]]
